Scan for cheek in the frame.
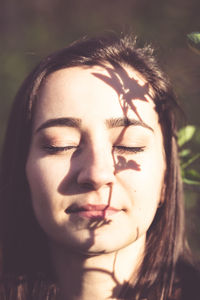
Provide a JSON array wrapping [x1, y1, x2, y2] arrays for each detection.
[[25, 156, 67, 223], [118, 150, 165, 233], [26, 154, 70, 194], [122, 151, 165, 200]]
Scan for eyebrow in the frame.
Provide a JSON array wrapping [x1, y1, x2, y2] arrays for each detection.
[[35, 117, 82, 133], [35, 117, 153, 133], [106, 117, 154, 132]]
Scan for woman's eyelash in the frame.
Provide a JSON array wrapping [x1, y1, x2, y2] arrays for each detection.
[[113, 146, 145, 154], [42, 144, 145, 155], [43, 145, 77, 154]]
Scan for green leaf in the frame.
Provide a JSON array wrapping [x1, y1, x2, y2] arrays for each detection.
[[181, 153, 200, 169], [187, 32, 200, 44], [187, 32, 200, 55], [179, 148, 191, 157], [181, 169, 185, 178], [185, 169, 200, 181], [183, 178, 200, 186], [194, 127, 200, 144], [178, 125, 196, 147]]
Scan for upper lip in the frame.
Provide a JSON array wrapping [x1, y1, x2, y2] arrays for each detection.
[[65, 204, 120, 214]]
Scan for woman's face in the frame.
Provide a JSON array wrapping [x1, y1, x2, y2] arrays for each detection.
[[26, 65, 166, 255]]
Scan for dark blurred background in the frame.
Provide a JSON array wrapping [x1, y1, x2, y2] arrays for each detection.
[[0, 0, 200, 256]]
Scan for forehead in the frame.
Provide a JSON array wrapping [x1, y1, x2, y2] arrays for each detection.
[[34, 65, 159, 130]]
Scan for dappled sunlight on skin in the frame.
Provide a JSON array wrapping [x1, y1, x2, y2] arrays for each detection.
[[92, 64, 151, 123], [92, 64, 151, 176], [58, 140, 140, 196], [27, 64, 162, 300], [61, 66, 148, 297], [58, 101, 142, 196], [80, 184, 113, 232], [64, 179, 141, 298], [80, 227, 140, 299], [114, 155, 141, 172], [112, 126, 141, 174], [110, 124, 141, 174], [56, 66, 144, 298], [53, 225, 141, 300], [65, 184, 113, 255], [58, 152, 140, 196]]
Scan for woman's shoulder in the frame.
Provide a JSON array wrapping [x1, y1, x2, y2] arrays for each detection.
[[0, 273, 58, 300]]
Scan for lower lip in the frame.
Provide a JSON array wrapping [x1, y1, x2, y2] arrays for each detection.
[[72, 209, 120, 219]]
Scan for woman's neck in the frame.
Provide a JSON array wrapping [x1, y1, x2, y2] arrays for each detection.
[[50, 236, 145, 300]]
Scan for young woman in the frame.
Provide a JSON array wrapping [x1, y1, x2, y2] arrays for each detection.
[[0, 34, 199, 300]]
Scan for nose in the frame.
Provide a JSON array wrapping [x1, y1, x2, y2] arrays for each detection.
[[77, 144, 115, 190]]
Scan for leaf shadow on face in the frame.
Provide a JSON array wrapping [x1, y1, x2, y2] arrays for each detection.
[[92, 63, 151, 122], [66, 195, 141, 299], [56, 65, 151, 298], [58, 64, 145, 196]]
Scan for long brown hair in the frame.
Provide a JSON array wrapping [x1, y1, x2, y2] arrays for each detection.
[[0, 34, 190, 299]]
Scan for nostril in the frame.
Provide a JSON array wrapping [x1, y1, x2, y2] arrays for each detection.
[[77, 172, 115, 191], [78, 181, 97, 191]]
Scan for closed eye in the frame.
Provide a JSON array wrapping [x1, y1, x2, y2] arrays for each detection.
[[43, 145, 78, 154], [42, 144, 145, 155], [113, 146, 145, 154]]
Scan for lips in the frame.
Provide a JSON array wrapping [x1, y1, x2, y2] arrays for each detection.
[[65, 204, 120, 218]]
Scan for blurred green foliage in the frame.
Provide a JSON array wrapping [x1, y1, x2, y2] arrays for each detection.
[[179, 31, 200, 257], [178, 125, 200, 186], [0, 0, 200, 256], [187, 32, 200, 55]]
